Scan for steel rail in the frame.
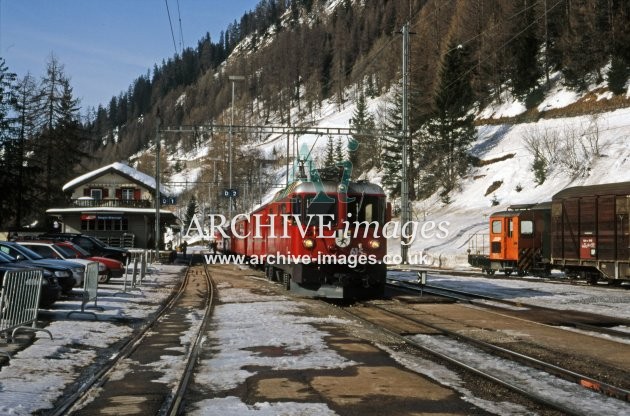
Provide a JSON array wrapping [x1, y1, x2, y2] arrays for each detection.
[[369, 301, 630, 403], [388, 265, 630, 288], [50, 263, 194, 416], [339, 304, 581, 415], [388, 277, 630, 342], [166, 263, 216, 415]]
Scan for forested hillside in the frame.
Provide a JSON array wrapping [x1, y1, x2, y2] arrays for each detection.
[[1, 0, 630, 228]]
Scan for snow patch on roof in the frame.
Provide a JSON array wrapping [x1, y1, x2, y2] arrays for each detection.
[[62, 162, 169, 194]]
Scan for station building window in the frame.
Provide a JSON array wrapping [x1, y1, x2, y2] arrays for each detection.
[[81, 216, 128, 231], [121, 188, 135, 200]]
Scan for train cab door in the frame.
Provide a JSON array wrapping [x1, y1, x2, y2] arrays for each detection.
[[489, 217, 506, 260], [489, 215, 518, 261], [504, 216, 519, 260]]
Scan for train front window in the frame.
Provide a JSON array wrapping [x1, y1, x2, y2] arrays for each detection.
[[291, 197, 302, 216], [491, 220, 502, 234], [305, 195, 336, 226], [347, 195, 384, 224]]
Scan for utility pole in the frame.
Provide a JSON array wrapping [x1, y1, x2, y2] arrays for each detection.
[[544, 0, 549, 90], [401, 22, 410, 264], [155, 113, 161, 260], [228, 75, 245, 220]]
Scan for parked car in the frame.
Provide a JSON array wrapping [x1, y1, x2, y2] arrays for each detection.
[[0, 241, 78, 293], [39, 233, 129, 263], [55, 241, 124, 283], [18, 240, 113, 282], [16, 241, 101, 286], [0, 251, 62, 308]]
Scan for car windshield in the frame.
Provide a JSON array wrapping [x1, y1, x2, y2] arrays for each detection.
[[0, 251, 16, 263], [2, 243, 43, 260], [8, 243, 46, 260], [67, 243, 90, 256], [55, 244, 80, 258], [88, 236, 107, 247]]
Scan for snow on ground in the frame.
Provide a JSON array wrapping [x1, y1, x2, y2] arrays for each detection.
[[191, 275, 630, 415], [190, 286, 352, 415], [390, 270, 630, 321], [1, 262, 629, 414], [405, 334, 630, 416], [189, 283, 535, 416], [0, 264, 184, 415]]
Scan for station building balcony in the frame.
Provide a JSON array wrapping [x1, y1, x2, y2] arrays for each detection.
[[70, 198, 153, 208]]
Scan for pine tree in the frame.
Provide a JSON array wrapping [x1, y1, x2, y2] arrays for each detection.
[[508, 0, 542, 95], [608, 55, 630, 95], [185, 195, 199, 227], [349, 90, 377, 174], [36, 56, 87, 209], [0, 58, 17, 227], [424, 43, 476, 202], [334, 136, 345, 164], [380, 89, 403, 197], [324, 135, 335, 167], [11, 73, 44, 228]]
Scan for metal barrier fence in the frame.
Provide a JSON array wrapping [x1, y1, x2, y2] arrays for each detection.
[[120, 250, 147, 294], [0, 269, 52, 344], [68, 262, 102, 319]]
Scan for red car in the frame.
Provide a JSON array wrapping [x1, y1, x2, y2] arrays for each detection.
[[56, 241, 125, 283]]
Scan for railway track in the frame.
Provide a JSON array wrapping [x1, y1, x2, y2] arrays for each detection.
[[386, 277, 630, 342], [340, 299, 630, 415], [50, 262, 215, 416], [389, 266, 630, 289]]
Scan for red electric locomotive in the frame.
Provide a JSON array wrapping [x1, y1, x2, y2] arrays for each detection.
[[229, 170, 389, 299]]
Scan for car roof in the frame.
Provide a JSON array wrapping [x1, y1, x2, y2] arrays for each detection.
[[18, 240, 59, 245]]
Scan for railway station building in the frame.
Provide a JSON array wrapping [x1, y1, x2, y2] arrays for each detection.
[[46, 162, 177, 249]]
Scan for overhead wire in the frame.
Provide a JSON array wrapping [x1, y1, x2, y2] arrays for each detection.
[[176, 0, 184, 52], [441, 0, 564, 94], [164, 0, 179, 55], [441, 0, 544, 56], [341, 0, 546, 100]]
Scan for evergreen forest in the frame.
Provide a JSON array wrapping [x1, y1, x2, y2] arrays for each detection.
[[1, 0, 630, 229]]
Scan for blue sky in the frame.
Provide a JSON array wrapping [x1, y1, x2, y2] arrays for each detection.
[[0, 0, 260, 111]]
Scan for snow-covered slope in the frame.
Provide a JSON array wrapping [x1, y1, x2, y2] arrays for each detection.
[[162, 68, 630, 266], [406, 102, 630, 269]]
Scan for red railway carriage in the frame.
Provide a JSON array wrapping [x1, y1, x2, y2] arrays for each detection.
[[551, 182, 630, 283], [469, 203, 551, 276], [230, 178, 388, 299]]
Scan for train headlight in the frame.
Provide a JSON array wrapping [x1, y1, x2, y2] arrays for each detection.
[[368, 240, 380, 249], [303, 238, 315, 249]]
